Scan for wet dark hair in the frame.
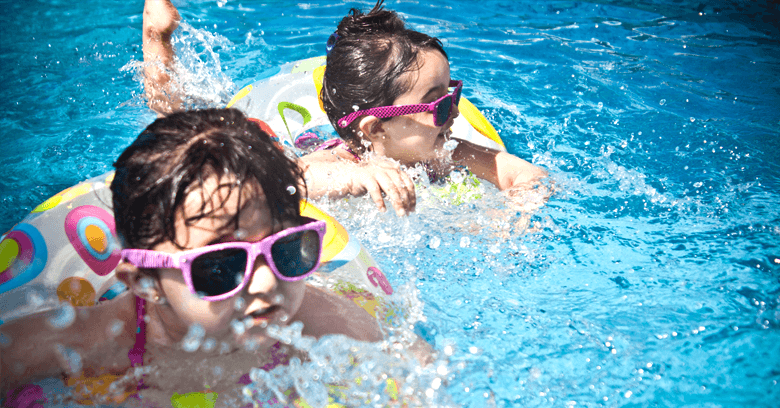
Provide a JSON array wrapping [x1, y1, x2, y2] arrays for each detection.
[[321, 0, 447, 154], [111, 108, 305, 250]]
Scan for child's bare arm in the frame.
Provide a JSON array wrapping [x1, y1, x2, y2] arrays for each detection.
[[142, 0, 181, 115], [299, 150, 417, 216], [0, 298, 136, 393], [451, 138, 547, 190], [294, 285, 383, 342]]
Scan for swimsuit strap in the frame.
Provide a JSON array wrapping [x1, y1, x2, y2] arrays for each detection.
[[314, 138, 361, 162], [128, 296, 147, 367], [126, 296, 148, 391]]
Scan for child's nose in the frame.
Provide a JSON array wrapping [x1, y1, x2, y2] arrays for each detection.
[[245, 255, 279, 295]]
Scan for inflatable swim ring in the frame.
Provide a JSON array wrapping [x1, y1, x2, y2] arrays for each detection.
[[0, 171, 404, 327], [227, 56, 506, 152]]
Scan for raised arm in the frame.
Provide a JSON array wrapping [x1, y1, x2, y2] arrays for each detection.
[[142, 0, 181, 116], [450, 138, 551, 209]]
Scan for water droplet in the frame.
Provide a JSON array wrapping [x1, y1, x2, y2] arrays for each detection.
[[234, 296, 246, 311], [443, 139, 459, 151], [659, 99, 666, 106], [428, 236, 441, 249], [286, 185, 297, 195], [689, 117, 695, 122], [352, 105, 359, 111], [230, 319, 246, 336], [55, 343, 82, 374], [201, 338, 216, 353], [597, 102, 603, 110], [0, 331, 12, 348], [48, 303, 76, 329], [181, 324, 205, 352], [26, 289, 45, 308], [460, 237, 471, 248], [107, 319, 125, 337]]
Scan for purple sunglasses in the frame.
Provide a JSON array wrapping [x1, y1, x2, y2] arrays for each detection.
[[121, 217, 326, 302], [337, 80, 463, 128]]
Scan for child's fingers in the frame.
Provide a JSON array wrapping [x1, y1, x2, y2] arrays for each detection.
[[375, 172, 408, 216], [364, 179, 388, 212], [399, 171, 417, 212]]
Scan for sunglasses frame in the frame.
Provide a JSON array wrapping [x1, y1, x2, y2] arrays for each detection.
[[337, 80, 462, 128], [121, 217, 326, 302]]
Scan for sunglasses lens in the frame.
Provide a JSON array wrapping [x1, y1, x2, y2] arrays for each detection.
[[271, 229, 321, 278], [435, 95, 453, 126], [191, 248, 247, 297], [453, 85, 462, 106]]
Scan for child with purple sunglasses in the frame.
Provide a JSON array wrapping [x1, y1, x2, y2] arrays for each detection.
[[0, 108, 382, 406]]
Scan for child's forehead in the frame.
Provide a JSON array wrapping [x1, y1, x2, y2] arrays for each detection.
[[181, 175, 267, 224], [395, 49, 451, 102]]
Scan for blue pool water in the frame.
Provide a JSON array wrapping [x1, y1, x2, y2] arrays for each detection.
[[1, 0, 779, 406]]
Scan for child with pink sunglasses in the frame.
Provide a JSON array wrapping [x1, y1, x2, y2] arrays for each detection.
[[307, 0, 550, 211], [141, 0, 549, 216], [0, 108, 382, 406]]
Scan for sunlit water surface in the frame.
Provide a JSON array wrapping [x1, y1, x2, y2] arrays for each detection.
[[1, 0, 779, 406]]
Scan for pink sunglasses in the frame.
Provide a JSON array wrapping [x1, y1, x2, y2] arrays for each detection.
[[338, 80, 463, 128], [121, 217, 326, 302]]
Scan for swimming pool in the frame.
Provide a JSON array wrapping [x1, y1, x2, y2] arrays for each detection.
[[1, 0, 778, 406]]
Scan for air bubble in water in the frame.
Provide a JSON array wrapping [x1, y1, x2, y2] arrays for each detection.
[[181, 324, 206, 352], [689, 117, 695, 122], [659, 99, 666, 106], [48, 303, 76, 329], [286, 185, 297, 195], [428, 236, 441, 249], [597, 102, 603, 110]]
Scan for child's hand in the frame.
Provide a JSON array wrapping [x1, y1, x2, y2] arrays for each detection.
[[348, 157, 416, 216], [505, 180, 553, 213]]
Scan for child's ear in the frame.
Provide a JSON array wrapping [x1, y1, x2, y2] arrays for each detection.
[[357, 116, 387, 144], [115, 262, 164, 303]]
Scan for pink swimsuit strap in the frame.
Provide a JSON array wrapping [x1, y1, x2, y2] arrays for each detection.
[[127, 296, 147, 390], [314, 139, 361, 162]]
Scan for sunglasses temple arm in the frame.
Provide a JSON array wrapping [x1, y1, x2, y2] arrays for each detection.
[[121, 250, 178, 269]]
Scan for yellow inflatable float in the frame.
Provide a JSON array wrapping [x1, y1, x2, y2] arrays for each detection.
[[0, 170, 402, 328], [227, 55, 506, 152]]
